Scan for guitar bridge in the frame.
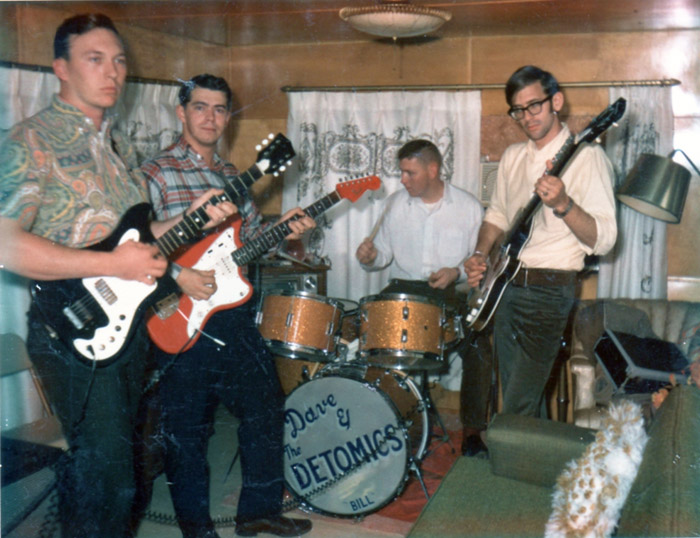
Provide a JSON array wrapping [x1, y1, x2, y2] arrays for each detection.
[[153, 293, 180, 320]]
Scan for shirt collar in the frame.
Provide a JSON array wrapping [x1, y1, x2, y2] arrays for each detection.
[[405, 180, 451, 207], [174, 134, 224, 170], [526, 122, 571, 159], [52, 94, 114, 135]]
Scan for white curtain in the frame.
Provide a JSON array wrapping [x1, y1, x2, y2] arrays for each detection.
[[598, 86, 674, 299], [283, 90, 482, 303], [0, 65, 179, 338]]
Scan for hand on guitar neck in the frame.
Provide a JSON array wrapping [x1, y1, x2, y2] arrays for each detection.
[[174, 206, 315, 302]]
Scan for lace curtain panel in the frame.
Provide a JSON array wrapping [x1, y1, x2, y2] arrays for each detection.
[[599, 86, 674, 299], [282, 90, 482, 303], [0, 65, 179, 338]]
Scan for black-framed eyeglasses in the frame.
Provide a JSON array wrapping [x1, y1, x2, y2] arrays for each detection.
[[508, 95, 553, 121]]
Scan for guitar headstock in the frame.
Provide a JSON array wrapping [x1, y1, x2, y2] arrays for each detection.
[[576, 97, 627, 145], [255, 133, 295, 177], [335, 175, 382, 203]]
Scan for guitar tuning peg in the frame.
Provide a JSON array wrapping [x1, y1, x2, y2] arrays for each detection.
[[286, 159, 292, 166], [255, 144, 262, 151], [279, 165, 287, 172], [268, 133, 274, 139], [262, 139, 269, 146], [612, 122, 619, 128], [273, 171, 280, 177], [595, 136, 602, 144]]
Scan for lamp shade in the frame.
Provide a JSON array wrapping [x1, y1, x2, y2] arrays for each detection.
[[617, 153, 691, 223], [339, 1, 452, 39]]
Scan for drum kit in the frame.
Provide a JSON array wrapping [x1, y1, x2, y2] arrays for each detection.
[[255, 289, 465, 518]]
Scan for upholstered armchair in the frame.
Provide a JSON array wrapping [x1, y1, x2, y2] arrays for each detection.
[[568, 298, 700, 428]]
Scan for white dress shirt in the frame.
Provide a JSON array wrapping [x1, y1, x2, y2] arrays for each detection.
[[361, 182, 483, 282], [484, 124, 617, 271]]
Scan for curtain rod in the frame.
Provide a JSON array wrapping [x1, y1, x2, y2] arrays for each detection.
[[282, 79, 680, 92], [0, 60, 180, 87]]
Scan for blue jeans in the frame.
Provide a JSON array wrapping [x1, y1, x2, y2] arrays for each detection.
[[493, 283, 575, 417], [154, 302, 285, 537], [28, 306, 149, 538]]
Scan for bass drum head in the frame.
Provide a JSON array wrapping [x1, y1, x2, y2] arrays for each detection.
[[283, 375, 409, 517]]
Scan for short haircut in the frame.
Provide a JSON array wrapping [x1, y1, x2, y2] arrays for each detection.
[[397, 139, 442, 169], [54, 13, 122, 60], [178, 74, 233, 111], [505, 65, 560, 106]]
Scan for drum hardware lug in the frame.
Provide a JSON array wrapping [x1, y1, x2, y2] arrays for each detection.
[[361, 333, 367, 345], [361, 308, 368, 322], [325, 322, 334, 335], [254, 310, 263, 325], [401, 329, 408, 343], [454, 315, 465, 339], [285, 312, 294, 327], [402, 306, 409, 320]]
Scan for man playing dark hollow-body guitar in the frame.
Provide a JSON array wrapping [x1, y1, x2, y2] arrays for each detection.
[[464, 65, 618, 418], [0, 14, 234, 537], [140, 74, 313, 538]]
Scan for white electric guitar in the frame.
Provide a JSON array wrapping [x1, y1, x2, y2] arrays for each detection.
[[31, 134, 295, 364]]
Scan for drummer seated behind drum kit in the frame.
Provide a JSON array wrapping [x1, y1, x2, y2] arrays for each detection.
[[255, 282, 463, 518]]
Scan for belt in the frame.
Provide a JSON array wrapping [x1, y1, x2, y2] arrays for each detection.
[[511, 268, 577, 288]]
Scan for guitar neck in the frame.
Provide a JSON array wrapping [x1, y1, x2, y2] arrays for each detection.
[[155, 164, 263, 257], [233, 191, 342, 266]]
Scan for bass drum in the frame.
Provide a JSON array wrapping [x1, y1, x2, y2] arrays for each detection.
[[282, 366, 426, 517]]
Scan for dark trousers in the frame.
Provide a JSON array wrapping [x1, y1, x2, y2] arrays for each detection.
[[493, 283, 575, 417], [27, 307, 148, 538], [154, 302, 285, 537], [459, 327, 494, 431]]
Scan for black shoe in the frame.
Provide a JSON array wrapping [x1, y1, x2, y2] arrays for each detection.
[[461, 433, 488, 457], [236, 515, 312, 537]]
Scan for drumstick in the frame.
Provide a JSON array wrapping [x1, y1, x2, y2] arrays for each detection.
[[368, 197, 393, 241]]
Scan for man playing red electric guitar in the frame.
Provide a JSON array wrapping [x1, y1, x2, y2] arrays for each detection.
[[140, 74, 314, 538]]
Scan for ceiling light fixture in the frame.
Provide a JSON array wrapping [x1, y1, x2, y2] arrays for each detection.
[[339, 0, 452, 40]]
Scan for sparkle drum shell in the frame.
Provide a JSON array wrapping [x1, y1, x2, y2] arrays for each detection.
[[257, 291, 344, 362], [358, 293, 450, 371]]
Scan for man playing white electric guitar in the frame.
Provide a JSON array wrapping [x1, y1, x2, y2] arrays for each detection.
[[140, 74, 314, 538]]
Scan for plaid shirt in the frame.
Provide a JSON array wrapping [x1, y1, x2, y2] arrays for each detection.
[[141, 135, 267, 243]]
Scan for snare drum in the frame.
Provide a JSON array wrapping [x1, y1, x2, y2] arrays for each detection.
[[358, 293, 450, 371], [283, 365, 427, 517], [257, 291, 344, 362]]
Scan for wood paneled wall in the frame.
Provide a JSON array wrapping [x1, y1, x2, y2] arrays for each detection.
[[2, 3, 698, 289]]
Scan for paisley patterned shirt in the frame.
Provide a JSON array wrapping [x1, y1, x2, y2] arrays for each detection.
[[0, 95, 149, 248]]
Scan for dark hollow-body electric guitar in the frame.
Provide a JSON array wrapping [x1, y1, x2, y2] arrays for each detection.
[[464, 98, 627, 331]]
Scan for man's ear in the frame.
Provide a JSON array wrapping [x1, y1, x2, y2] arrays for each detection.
[[552, 91, 564, 114], [428, 160, 440, 179], [52, 58, 67, 82], [175, 104, 186, 124]]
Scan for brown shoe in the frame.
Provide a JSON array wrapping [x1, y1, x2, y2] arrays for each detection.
[[236, 515, 312, 537]]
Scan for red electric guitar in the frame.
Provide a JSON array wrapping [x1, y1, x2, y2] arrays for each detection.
[[147, 175, 382, 353]]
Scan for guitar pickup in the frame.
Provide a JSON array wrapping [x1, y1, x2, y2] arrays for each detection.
[[153, 293, 180, 320]]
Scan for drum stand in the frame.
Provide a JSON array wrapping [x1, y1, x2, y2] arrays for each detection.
[[402, 368, 455, 501], [414, 369, 454, 459]]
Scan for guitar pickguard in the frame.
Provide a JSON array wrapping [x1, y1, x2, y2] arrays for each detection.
[[185, 228, 251, 338], [72, 228, 157, 359]]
